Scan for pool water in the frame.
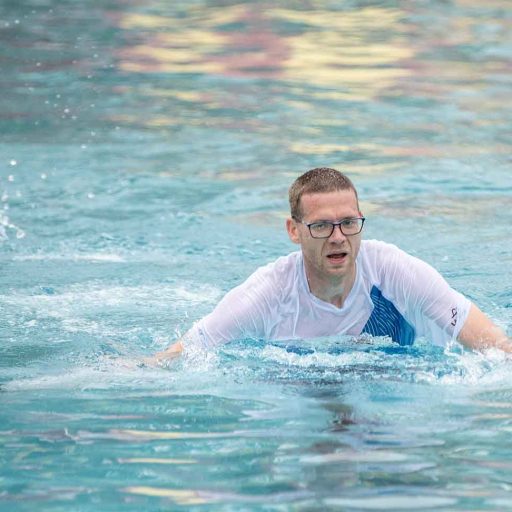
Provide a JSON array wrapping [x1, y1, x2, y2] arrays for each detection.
[[1, 0, 512, 510]]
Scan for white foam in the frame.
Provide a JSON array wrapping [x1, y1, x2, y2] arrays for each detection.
[[0, 282, 221, 317], [422, 347, 512, 388], [323, 496, 457, 509], [3, 359, 177, 392], [302, 449, 409, 464], [260, 344, 382, 368], [255, 340, 512, 391], [2, 347, 226, 393], [13, 252, 125, 262], [0, 212, 25, 240]]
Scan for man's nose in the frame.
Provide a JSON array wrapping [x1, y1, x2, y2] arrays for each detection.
[[329, 224, 347, 242]]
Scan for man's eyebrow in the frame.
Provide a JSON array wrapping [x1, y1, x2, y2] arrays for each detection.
[[309, 217, 356, 223]]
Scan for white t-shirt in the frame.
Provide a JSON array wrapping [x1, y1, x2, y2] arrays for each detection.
[[184, 240, 471, 350]]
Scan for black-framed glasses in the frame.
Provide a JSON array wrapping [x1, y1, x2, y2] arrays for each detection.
[[294, 216, 365, 239]]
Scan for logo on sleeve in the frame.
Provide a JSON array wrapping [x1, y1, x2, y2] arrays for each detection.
[[451, 307, 458, 327]]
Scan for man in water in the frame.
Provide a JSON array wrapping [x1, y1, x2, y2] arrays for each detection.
[[153, 167, 510, 361]]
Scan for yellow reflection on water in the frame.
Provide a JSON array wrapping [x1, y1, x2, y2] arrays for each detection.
[[137, 88, 205, 102], [270, 6, 404, 27], [379, 144, 511, 158], [118, 457, 196, 464], [339, 162, 404, 176], [123, 486, 210, 505], [109, 428, 229, 440], [372, 195, 512, 220], [119, 5, 250, 30], [119, 45, 224, 74], [108, 113, 262, 131], [457, 0, 510, 5], [274, 6, 413, 92], [109, 2, 511, 162], [118, 13, 172, 29], [115, 5, 412, 96], [288, 142, 382, 155]]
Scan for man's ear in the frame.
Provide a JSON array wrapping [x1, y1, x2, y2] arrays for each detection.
[[286, 218, 301, 245]]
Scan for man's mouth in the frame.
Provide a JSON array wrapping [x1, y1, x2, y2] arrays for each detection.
[[326, 251, 348, 262]]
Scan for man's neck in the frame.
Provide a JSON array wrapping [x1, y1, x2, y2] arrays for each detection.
[[305, 269, 356, 309]]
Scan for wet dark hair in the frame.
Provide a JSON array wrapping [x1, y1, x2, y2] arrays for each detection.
[[288, 167, 359, 220]]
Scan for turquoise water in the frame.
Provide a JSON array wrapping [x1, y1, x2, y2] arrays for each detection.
[[1, 1, 512, 510]]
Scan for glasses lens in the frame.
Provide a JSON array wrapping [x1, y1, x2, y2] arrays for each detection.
[[309, 222, 334, 238], [341, 218, 362, 234]]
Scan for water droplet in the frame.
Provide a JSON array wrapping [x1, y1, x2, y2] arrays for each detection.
[[9, 159, 17, 166], [41, 173, 47, 180]]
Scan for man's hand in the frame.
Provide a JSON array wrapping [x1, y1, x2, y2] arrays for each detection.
[[458, 304, 511, 353], [142, 340, 184, 367]]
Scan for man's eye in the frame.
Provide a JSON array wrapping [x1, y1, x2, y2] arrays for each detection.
[[311, 222, 330, 231], [342, 219, 356, 227]]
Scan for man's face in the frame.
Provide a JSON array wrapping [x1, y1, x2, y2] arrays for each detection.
[[286, 189, 363, 284]]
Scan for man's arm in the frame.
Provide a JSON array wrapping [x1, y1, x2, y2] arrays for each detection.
[[144, 340, 184, 366], [457, 303, 511, 353]]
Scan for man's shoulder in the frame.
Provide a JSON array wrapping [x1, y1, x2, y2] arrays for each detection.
[[237, 251, 301, 301], [253, 251, 301, 279], [359, 239, 414, 278], [360, 239, 403, 260]]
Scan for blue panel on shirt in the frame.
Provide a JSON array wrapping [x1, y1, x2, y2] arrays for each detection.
[[362, 286, 415, 346]]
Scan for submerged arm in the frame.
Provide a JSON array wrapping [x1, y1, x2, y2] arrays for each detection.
[[457, 303, 511, 353], [144, 340, 184, 366]]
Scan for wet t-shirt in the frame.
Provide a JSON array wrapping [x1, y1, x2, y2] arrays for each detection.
[[183, 240, 471, 350]]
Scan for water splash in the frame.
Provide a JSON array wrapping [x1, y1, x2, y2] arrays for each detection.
[[0, 209, 25, 241]]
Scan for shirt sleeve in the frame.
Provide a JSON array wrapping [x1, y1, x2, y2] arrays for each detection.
[[371, 241, 471, 345], [182, 269, 275, 350]]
